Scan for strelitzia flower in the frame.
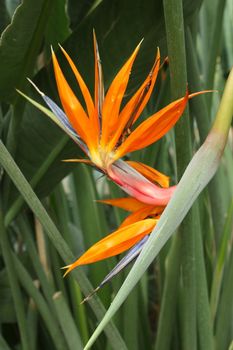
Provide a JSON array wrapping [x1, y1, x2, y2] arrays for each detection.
[[81, 235, 150, 303], [64, 191, 165, 277], [21, 33, 205, 206], [62, 162, 169, 292], [64, 194, 163, 303]]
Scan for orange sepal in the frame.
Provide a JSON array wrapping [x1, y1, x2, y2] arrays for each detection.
[[120, 206, 163, 227], [126, 161, 170, 188], [107, 49, 160, 152], [63, 218, 157, 276], [59, 45, 95, 120], [101, 41, 142, 147], [51, 50, 97, 150], [121, 48, 160, 126], [114, 90, 189, 158], [97, 197, 147, 212], [93, 31, 104, 133]]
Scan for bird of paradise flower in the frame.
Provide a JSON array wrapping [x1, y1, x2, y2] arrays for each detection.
[[69, 194, 166, 303], [20, 32, 204, 205], [18, 32, 207, 292]]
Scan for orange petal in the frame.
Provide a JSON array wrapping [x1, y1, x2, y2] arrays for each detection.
[[114, 90, 189, 158], [93, 31, 104, 133], [97, 197, 148, 212], [51, 50, 97, 150], [63, 218, 157, 276], [126, 161, 170, 188], [107, 49, 160, 152], [120, 206, 163, 227], [100, 41, 142, 147], [121, 48, 160, 126], [59, 45, 95, 120]]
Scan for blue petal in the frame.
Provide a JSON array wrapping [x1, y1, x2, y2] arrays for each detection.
[[42, 95, 76, 134], [28, 79, 88, 154], [42, 95, 89, 154], [81, 235, 149, 303], [99, 234, 149, 288]]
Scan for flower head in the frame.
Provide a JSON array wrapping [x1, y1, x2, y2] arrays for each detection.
[[24, 33, 207, 205], [63, 194, 163, 277]]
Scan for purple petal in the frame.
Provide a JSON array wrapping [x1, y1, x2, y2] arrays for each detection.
[[99, 235, 149, 289], [28, 79, 88, 154], [42, 95, 89, 154], [81, 235, 149, 303]]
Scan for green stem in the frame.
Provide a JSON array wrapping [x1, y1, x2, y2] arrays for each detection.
[[163, 0, 197, 348], [185, 28, 210, 139], [123, 285, 139, 350], [154, 235, 181, 350], [0, 140, 127, 350], [212, 67, 233, 135], [194, 204, 214, 350], [69, 279, 89, 344], [210, 199, 233, 320], [215, 245, 233, 350], [205, 0, 227, 93], [0, 206, 30, 350]]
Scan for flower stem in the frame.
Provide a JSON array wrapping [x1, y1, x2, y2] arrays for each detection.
[[211, 67, 233, 137], [154, 235, 181, 350], [163, 0, 197, 348]]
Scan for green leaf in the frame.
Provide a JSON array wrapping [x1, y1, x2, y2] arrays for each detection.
[[0, 0, 10, 34], [45, 0, 71, 48], [0, 0, 53, 103], [210, 199, 233, 319], [5, 0, 20, 18]]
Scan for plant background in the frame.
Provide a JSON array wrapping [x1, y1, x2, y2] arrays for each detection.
[[0, 0, 232, 349]]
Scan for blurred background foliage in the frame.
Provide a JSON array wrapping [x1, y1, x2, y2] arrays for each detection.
[[0, 0, 232, 349]]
